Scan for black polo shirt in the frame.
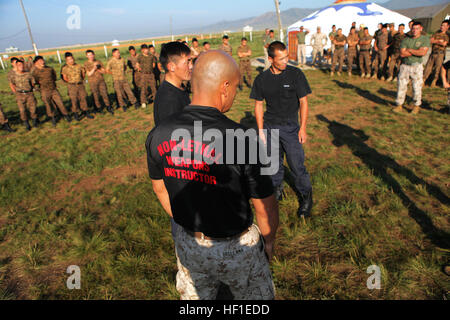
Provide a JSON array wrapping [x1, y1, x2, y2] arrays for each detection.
[[146, 105, 274, 238], [250, 65, 311, 125], [153, 80, 190, 126]]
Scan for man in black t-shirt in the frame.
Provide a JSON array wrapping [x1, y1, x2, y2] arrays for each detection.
[[441, 60, 450, 113], [250, 41, 313, 218], [153, 42, 192, 127], [146, 51, 279, 300]]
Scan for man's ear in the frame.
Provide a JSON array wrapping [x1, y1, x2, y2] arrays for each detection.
[[221, 81, 230, 98]]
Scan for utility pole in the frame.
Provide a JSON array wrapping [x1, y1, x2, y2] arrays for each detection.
[[19, 0, 39, 55], [274, 0, 284, 42], [170, 15, 174, 41]]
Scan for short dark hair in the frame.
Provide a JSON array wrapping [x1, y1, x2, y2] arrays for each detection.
[[399, 24, 405, 27], [222, 35, 229, 39], [412, 21, 422, 27], [149, 44, 154, 49], [16, 59, 24, 65], [128, 46, 135, 51], [86, 49, 94, 55], [350, 26, 355, 31], [332, 25, 336, 28], [203, 41, 210, 46], [64, 52, 73, 58], [364, 27, 368, 31], [268, 41, 286, 58], [442, 19, 450, 25], [192, 38, 198, 43], [33, 55, 44, 63], [112, 48, 119, 53], [241, 37, 247, 41], [382, 24, 388, 29], [269, 29, 274, 33], [10, 57, 19, 63], [160, 41, 191, 72]]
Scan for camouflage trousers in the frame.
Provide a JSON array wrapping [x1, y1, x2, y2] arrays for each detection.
[[359, 51, 371, 74], [67, 83, 89, 113], [423, 51, 445, 82], [372, 49, 387, 76], [331, 47, 345, 72], [113, 80, 137, 107], [297, 44, 307, 65], [347, 47, 357, 72], [0, 105, 8, 125], [138, 72, 157, 104], [174, 224, 275, 300], [41, 89, 68, 117], [311, 46, 324, 65], [396, 64, 423, 107], [387, 52, 402, 78], [89, 80, 110, 108], [15, 92, 37, 121], [239, 60, 252, 86]]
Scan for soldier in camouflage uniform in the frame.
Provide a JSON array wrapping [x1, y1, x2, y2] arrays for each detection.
[[61, 52, 95, 121], [372, 24, 390, 80], [393, 22, 431, 115], [127, 46, 140, 98], [219, 35, 232, 56], [423, 21, 449, 87], [347, 27, 359, 76], [84, 50, 114, 115], [386, 24, 406, 82], [8, 60, 38, 130], [136, 44, 157, 108], [0, 103, 15, 133], [149, 45, 163, 88], [330, 28, 346, 76], [106, 48, 138, 111], [32, 56, 71, 126], [359, 28, 373, 78], [237, 37, 252, 90]]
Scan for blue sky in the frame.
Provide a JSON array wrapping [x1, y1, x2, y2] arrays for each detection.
[[0, 0, 388, 51]]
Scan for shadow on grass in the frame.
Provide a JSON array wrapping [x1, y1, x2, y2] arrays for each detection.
[[317, 114, 450, 249], [377, 87, 440, 113], [333, 80, 392, 106]]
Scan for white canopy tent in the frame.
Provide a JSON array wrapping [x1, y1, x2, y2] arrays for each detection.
[[287, 0, 411, 59]]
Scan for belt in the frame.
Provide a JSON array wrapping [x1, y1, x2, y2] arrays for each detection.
[[16, 90, 32, 94], [68, 81, 83, 85], [360, 49, 370, 52], [432, 50, 445, 54], [185, 227, 250, 241]]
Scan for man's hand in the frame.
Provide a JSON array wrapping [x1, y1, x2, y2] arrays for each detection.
[[264, 240, 274, 263], [299, 127, 307, 144]]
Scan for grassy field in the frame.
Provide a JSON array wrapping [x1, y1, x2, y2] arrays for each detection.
[[0, 32, 449, 300]]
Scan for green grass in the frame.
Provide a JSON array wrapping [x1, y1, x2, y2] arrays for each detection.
[[0, 31, 449, 300]]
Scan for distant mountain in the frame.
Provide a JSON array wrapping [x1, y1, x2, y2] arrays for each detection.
[[383, 0, 448, 10]]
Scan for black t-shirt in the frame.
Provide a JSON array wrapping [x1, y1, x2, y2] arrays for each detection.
[[146, 105, 274, 238], [250, 65, 311, 125], [153, 80, 190, 127], [444, 60, 450, 84]]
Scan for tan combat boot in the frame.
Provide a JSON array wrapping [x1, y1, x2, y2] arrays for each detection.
[[410, 105, 420, 115], [330, 71, 334, 76], [430, 80, 437, 87], [392, 105, 403, 113], [337, 71, 341, 76], [386, 76, 393, 82], [361, 73, 365, 78]]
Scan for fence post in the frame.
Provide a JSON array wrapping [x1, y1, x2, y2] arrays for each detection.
[[0, 57, 5, 70], [56, 50, 62, 64], [152, 40, 155, 47], [104, 45, 108, 58]]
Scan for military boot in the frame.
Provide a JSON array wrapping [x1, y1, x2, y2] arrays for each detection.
[[392, 105, 403, 113], [51, 116, 57, 127], [106, 106, 114, 115], [330, 71, 334, 76], [1, 123, 15, 132], [410, 105, 420, 115], [32, 118, 40, 128], [386, 76, 393, 82], [430, 80, 437, 88], [64, 114, 72, 123], [361, 73, 365, 78], [73, 112, 81, 121], [85, 111, 94, 119], [23, 120, 31, 131]]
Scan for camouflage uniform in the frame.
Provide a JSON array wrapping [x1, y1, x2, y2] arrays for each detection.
[[372, 31, 389, 77], [106, 57, 137, 107], [137, 54, 157, 103], [174, 224, 275, 300], [387, 32, 406, 79], [32, 66, 69, 117], [219, 43, 233, 56], [238, 44, 252, 87], [127, 54, 140, 96], [423, 31, 449, 83], [84, 60, 111, 109], [359, 34, 373, 75], [8, 70, 37, 121], [331, 34, 346, 73], [347, 33, 359, 72], [0, 104, 8, 125], [61, 63, 89, 113]]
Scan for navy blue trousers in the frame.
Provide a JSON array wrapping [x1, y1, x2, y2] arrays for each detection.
[[265, 121, 312, 196]]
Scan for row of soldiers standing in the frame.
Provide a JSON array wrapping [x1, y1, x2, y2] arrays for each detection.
[[2, 44, 163, 132], [296, 20, 449, 85]]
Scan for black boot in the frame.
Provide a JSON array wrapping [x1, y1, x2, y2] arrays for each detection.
[[74, 112, 81, 121], [23, 120, 31, 131], [106, 106, 114, 115], [32, 118, 40, 128], [134, 102, 140, 110], [64, 114, 72, 123], [297, 191, 313, 219], [51, 116, 57, 127], [85, 111, 94, 119], [122, 105, 128, 112], [1, 123, 15, 132]]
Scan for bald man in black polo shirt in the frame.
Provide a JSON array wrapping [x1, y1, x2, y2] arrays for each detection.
[[146, 50, 278, 300], [251, 41, 313, 219]]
